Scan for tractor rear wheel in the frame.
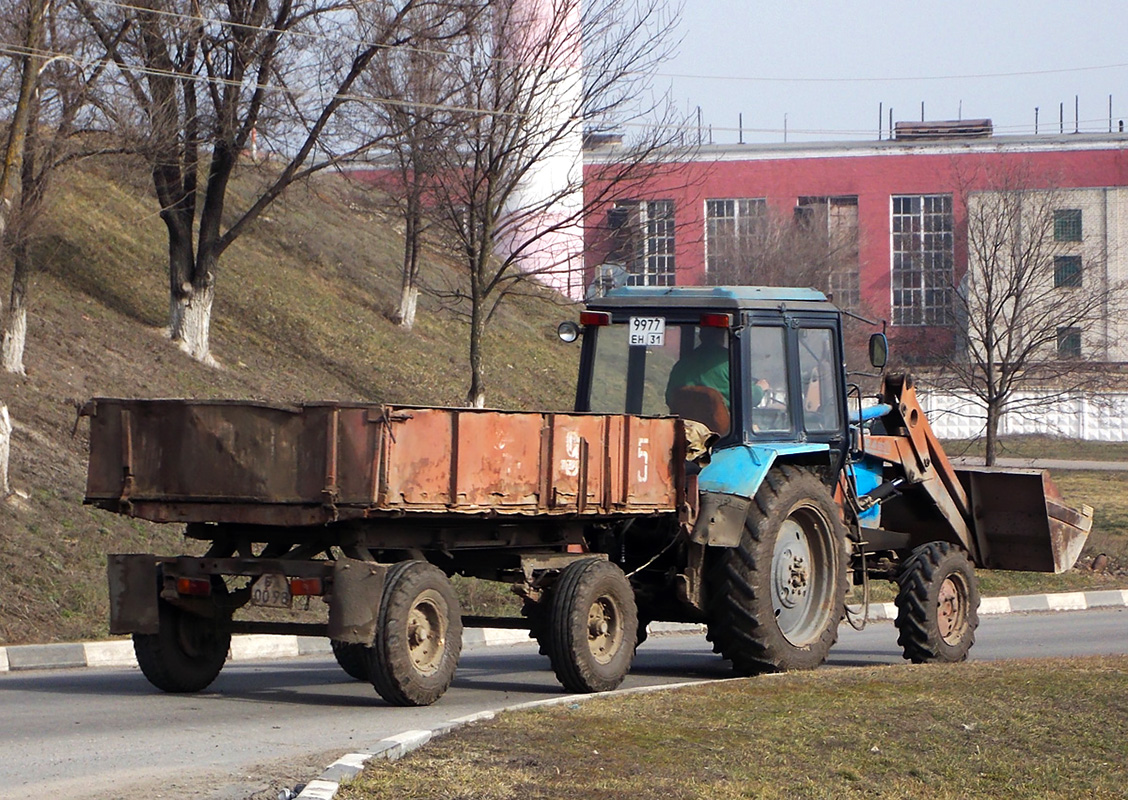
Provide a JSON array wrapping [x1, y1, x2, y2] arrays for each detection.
[[705, 465, 848, 674], [895, 541, 980, 663], [545, 558, 638, 693], [366, 561, 462, 706]]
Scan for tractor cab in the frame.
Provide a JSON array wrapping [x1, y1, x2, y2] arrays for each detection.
[[570, 286, 850, 466]]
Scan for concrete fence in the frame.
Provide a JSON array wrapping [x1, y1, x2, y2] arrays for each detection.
[[916, 390, 1128, 441]]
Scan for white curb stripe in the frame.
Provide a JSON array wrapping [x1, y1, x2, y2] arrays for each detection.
[[229, 634, 301, 661], [83, 640, 137, 668], [0, 647, 8, 673]]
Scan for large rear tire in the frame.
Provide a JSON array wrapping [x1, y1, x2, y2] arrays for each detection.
[[133, 598, 231, 693], [895, 541, 980, 663], [545, 558, 638, 693], [705, 465, 848, 674], [367, 561, 462, 707]]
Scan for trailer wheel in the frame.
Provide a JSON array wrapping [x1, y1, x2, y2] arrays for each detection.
[[133, 597, 231, 693], [366, 561, 462, 706], [545, 558, 638, 693], [895, 542, 980, 663], [705, 465, 848, 674], [330, 640, 370, 681]]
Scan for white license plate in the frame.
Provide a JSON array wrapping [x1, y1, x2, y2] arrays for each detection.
[[629, 316, 665, 346], [251, 573, 292, 608]]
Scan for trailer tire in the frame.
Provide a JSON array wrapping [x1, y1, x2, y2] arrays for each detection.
[[895, 542, 980, 663], [330, 640, 370, 681], [545, 558, 638, 693], [367, 561, 462, 707], [133, 597, 231, 693], [705, 465, 848, 674]]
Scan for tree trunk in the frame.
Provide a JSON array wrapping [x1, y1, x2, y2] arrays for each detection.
[[394, 284, 419, 331], [0, 403, 11, 497], [1, 241, 30, 374], [172, 283, 216, 366], [984, 401, 1000, 467], [465, 300, 486, 408]]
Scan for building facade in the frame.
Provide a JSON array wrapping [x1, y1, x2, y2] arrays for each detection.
[[582, 130, 1128, 361]]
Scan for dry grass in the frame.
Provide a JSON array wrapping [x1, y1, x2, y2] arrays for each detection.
[[341, 656, 1128, 800]]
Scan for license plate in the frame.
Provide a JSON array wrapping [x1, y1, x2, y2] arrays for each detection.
[[251, 573, 292, 608], [629, 316, 665, 346]]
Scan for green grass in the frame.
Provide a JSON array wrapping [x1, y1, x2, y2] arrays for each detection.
[[341, 656, 1128, 800]]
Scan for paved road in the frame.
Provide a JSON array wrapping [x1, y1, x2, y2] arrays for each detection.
[[1, 608, 1125, 800]]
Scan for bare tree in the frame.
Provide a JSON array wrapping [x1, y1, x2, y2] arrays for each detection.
[[423, 0, 685, 407], [0, 0, 111, 373], [704, 200, 862, 306], [361, 4, 468, 331], [931, 165, 1123, 464], [74, 0, 454, 364]]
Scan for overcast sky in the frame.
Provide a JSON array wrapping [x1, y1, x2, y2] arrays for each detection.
[[655, 0, 1128, 144]]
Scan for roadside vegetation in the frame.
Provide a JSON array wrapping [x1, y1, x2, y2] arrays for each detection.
[[341, 655, 1128, 800]]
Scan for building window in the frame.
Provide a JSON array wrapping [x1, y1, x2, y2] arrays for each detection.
[[797, 196, 860, 310], [611, 200, 676, 286], [1057, 326, 1082, 359], [1054, 255, 1082, 288], [1054, 209, 1083, 242], [705, 198, 765, 278], [891, 194, 953, 326]]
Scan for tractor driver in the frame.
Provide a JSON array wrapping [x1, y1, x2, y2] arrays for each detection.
[[665, 327, 769, 434]]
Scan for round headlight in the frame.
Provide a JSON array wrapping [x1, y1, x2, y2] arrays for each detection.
[[557, 320, 580, 343]]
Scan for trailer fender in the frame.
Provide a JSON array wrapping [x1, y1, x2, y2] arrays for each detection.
[[327, 557, 388, 645], [108, 553, 160, 635]]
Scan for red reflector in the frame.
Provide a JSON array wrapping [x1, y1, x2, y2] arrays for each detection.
[[579, 311, 611, 326], [700, 313, 732, 328], [565, 543, 585, 554], [176, 577, 211, 597], [290, 578, 324, 596]]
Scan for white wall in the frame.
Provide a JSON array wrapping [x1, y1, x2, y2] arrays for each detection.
[[918, 389, 1128, 441]]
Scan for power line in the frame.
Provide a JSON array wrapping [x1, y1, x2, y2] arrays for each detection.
[[656, 62, 1128, 86]]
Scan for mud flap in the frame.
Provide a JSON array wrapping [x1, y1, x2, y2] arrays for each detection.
[[107, 553, 160, 635], [691, 491, 752, 548], [327, 557, 388, 645]]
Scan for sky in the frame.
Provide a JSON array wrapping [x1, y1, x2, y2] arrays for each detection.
[[655, 0, 1128, 144]]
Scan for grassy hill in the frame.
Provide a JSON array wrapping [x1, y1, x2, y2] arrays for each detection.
[[0, 156, 579, 645]]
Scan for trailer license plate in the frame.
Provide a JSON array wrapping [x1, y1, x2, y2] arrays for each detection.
[[251, 574, 292, 608], [629, 316, 665, 346]]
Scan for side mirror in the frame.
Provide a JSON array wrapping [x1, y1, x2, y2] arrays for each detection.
[[557, 320, 580, 343], [868, 332, 889, 369]]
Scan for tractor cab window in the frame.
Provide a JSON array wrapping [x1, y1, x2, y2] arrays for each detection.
[[588, 322, 732, 435], [797, 327, 842, 433], [747, 326, 791, 434]]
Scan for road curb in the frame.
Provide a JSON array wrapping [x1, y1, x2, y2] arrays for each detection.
[[1, 589, 1126, 675]]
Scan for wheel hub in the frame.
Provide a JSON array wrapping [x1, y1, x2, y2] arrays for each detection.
[[407, 590, 447, 676], [937, 575, 966, 642], [587, 597, 623, 665], [775, 548, 810, 609]]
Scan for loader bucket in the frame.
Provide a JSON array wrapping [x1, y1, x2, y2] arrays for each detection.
[[956, 467, 1093, 574]]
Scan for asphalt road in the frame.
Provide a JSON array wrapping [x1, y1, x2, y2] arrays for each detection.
[[1, 608, 1126, 800]]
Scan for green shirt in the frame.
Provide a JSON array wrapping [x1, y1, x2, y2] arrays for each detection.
[[665, 343, 764, 408]]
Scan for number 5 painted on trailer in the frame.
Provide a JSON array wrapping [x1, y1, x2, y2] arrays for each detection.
[[636, 437, 649, 483]]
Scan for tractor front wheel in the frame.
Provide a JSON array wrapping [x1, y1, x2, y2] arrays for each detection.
[[894, 541, 980, 663]]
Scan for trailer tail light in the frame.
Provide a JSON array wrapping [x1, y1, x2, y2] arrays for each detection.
[[579, 311, 611, 326], [699, 312, 732, 328], [290, 577, 324, 596], [176, 577, 212, 597]]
